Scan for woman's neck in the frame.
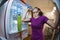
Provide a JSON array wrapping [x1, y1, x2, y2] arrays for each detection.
[[33, 16, 40, 19]]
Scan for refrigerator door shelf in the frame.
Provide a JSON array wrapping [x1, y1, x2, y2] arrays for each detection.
[[9, 28, 27, 34]]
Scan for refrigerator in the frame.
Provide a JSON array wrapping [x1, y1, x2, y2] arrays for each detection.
[[0, 0, 29, 40]]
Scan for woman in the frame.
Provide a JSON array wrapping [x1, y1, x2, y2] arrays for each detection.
[[23, 7, 55, 40]]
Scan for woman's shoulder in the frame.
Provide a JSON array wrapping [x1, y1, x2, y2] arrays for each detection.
[[41, 16, 49, 23], [40, 16, 49, 20], [30, 17, 34, 21], [41, 16, 48, 18]]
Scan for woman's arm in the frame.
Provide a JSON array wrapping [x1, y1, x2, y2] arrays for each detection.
[[46, 20, 55, 29], [22, 10, 31, 22], [22, 18, 30, 22]]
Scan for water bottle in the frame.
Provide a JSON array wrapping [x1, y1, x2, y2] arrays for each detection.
[[17, 14, 22, 32]]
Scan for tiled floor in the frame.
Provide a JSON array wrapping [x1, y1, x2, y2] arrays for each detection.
[[23, 35, 31, 40], [23, 35, 52, 40]]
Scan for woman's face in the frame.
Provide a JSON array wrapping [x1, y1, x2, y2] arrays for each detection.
[[33, 8, 39, 17]]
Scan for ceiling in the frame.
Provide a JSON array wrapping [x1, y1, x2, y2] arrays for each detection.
[[24, 0, 55, 13]]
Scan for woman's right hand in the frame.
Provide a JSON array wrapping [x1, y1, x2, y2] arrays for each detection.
[[22, 9, 31, 22]]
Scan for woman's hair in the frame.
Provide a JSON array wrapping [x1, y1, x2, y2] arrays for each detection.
[[34, 7, 43, 16]]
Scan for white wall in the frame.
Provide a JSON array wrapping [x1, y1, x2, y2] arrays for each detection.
[[53, 0, 60, 12]]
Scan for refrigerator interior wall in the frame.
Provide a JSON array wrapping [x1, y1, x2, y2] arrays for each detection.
[[9, 0, 28, 34]]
